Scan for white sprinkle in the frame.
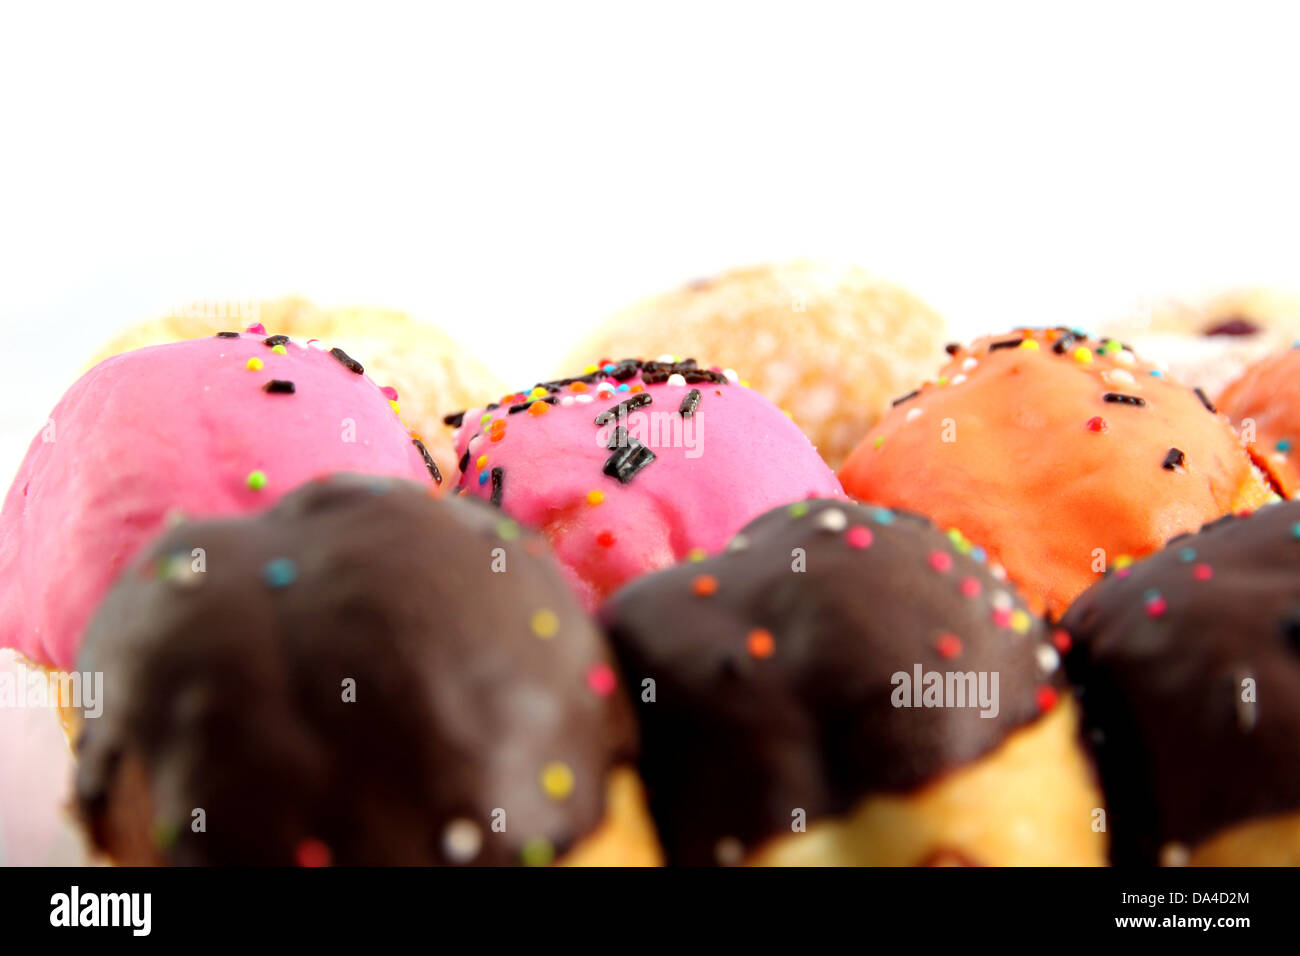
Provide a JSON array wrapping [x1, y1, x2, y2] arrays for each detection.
[[559, 396, 575, 406], [723, 368, 739, 383], [1037, 644, 1060, 674], [574, 394, 593, 404], [656, 353, 676, 363], [816, 507, 848, 532], [989, 563, 1007, 580], [1159, 842, 1190, 867], [990, 589, 1013, 611], [728, 534, 750, 552], [667, 373, 687, 387], [442, 819, 482, 863], [1105, 369, 1136, 386], [1113, 349, 1136, 366], [962, 357, 978, 372], [905, 407, 923, 423], [715, 837, 745, 866], [949, 374, 967, 386]]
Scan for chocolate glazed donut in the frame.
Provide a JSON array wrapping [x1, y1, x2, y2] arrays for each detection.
[[1062, 501, 1300, 866], [602, 498, 1106, 866], [72, 475, 661, 866]]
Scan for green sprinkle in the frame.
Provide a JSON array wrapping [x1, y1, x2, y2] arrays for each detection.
[[521, 836, 555, 867], [497, 519, 521, 541], [246, 470, 268, 491], [788, 501, 810, 518]]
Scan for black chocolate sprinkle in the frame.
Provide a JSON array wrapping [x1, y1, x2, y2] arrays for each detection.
[[1103, 392, 1147, 406], [330, 347, 364, 375], [679, 388, 702, 418], [215, 331, 240, 338], [606, 426, 630, 450], [262, 379, 296, 394], [490, 467, 504, 506], [263, 334, 290, 347], [891, 389, 920, 407], [412, 438, 443, 485], [458, 449, 470, 474], [509, 396, 558, 414], [1194, 387, 1217, 414], [1162, 447, 1186, 471], [1052, 333, 1079, 354], [595, 392, 652, 426], [603, 438, 657, 484], [989, 338, 1023, 351], [443, 411, 466, 428], [944, 342, 961, 356]]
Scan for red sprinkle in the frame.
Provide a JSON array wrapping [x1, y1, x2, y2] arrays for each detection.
[[992, 607, 1013, 628], [1051, 628, 1073, 653], [1086, 416, 1108, 433], [295, 839, 332, 867], [1193, 563, 1213, 581], [586, 663, 617, 697], [1036, 686, 1059, 713], [935, 633, 963, 658], [380, 385, 399, 401], [959, 576, 982, 598], [1146, 596, 1167, 618], [846, 525, 874, 549], [597, 530, 616, 548], [928, 550, 953, 573]]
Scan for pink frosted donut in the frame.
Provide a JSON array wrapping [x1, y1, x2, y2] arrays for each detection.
[[0, 327, 439, 670], [449, 358, 845, 608]]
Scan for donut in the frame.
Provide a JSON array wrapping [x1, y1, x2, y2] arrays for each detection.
[[0, 329, 437, 672], [72, 475, 661, 866], [838, 328, 1275, 619], [1216, 346, 1300, 497], [447, 357, 845, 609], [1061, 501, 1300, 865], [601, 498, 1105, 866], [87, 298, 506, 481], [561, 262, 948, 468], [1101, 288, 1300, 398]]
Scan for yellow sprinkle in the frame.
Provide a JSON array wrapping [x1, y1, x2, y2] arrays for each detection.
[[476, 455, 488, 470], [245, 357, 263, 371], [271, 344, 288, 356], [1010, 609, 1031, 634], [586, 489, 604, 506], [1113, 554, 1134, 570], [739, 380, 750, 388], [530, 608, 560, 639], [540, 761, 574, 800], [584, 364, 599, 374], [1072, 346, 1092, 365], [1019, 338, 1040, 351], [687, 547, 708, 563], [874, 436, 885, 450], [389, 400, 401, 415], [529, 386, 548, 399]]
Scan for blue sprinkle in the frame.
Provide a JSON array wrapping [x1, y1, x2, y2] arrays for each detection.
[[478, 470, 489, 485], [871, 507, 895, 525], [970, 546, 987, 563], [603, 364, 616, 373], [1292, 522, 1300, 539], [1143, 588, 1161, 603], [616, 383, 630, 392], [1178, 547, 1196, 562], [1149, 369, 1164, 378], [262, 558, 298, 589], [1277, 439, 1293, 453]]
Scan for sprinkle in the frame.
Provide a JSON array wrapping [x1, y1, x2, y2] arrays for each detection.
[[586, 489, 604, 505], [602, 437, 657, 484], [871, 507, 895, 525], [692, 574, 719, 596], [270, 344, 288, 356], [245, 357, 263, 371], [970, 546, 987, 563], [1106, 369, 1136, 386], [1278, 439, 1293, 453], [1178, 547, 1196, 562], [949, 374, 968, 386], [329, 347, 364, 374], [216, 331, 240, 338], [1292, 521, 1300, 539], [443, 410, 466, 427], [540, 762, 575, 800], [1193, 387, 1216, 413], [530, 608, 560, 638], [747, 628, 775, 658], [1112, 554, 1134, 570], [935, 633, 962, 658], [389, 400, 401, 415], [1051, 629, 1072, 652], [246, 470, 268, 491], [597, 530, 616, 548], [1037, 644, 1060, 674], [687, 547, 708, 562], [928, 550, 953, 573], [666, 373, 687, 387], [960, 576, 982, 597], [728, 534, 749, 552], [263, 379, 296, 394], [1193, 563, 1213, 581], [1051, 331, 1078, 354], [905, 407, 923, 423], [722, 368, 739, 383], [788, 500, 810, 517], [1019, 338, 1039, 351], [1086, 416, 1107, 433], [490, 467, 504, 506], [1148, 369, 1163, 378], [962, 357, 978, 371], [1035, 686, 1059, 712], [679, 388, 702, 418], [295, 839, 332, 867], [458, 450, 470, 473], [586, 663, 617, 697], [594, 392, 652, 426], [846, 525, 874, 549], [1103, 392, 1146, 406], [442, 819, 482, 863], [263, 334, 290, 347], [988, 338, 1022, 352], [945, 342, 961, 355], [262, 558, 298, 589], [990, 589, 1014, 611], [874, 436, 884, 450], [1145, 594, 1167, 618], [1010, 609, 1031, 634], [521, 837, 555, 867], [528, 399, 551, 416], [478, 471, 488, 486], [1161, 447, 1186, 471], [1072, 346, 1093, 364], [816, 508, 848, 532], [497, 519, 521, 541], [891, 389, 920, 406]]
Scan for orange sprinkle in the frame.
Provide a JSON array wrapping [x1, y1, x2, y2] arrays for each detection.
[[528, 400, 550, 416], [490, 431, 505, 443], [569, 381, 588, 393], [692, 574, 719, 597], [489, 419, 506, 432], [629, 384, 644, 393], [747, 628, 775, 658]]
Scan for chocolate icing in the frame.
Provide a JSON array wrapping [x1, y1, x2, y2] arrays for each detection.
[[1062, 500, 1300, 865], [601, 498, 1066, 866], [74, 475, 637, 865]]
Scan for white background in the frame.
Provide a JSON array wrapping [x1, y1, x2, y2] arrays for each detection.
[[3, 0, 1300, 861]]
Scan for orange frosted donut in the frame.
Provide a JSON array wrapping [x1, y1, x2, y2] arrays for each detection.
[[1217, 347, 1300, 497], [839, 328, 1275, 618]]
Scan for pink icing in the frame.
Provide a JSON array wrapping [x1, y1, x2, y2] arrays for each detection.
[[0, 332, 435, 670], [452, 365, 845, 608]]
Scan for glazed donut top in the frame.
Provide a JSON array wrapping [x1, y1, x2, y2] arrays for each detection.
[[447, 358, 844, 609], [74, 475, 636, 866], [0, 325, 439, 671], [1217, 346, 1300, 497], [601, 497, 1067, 866], [839, 327, 1275, 619], [1061, 500, 1300, 865]]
